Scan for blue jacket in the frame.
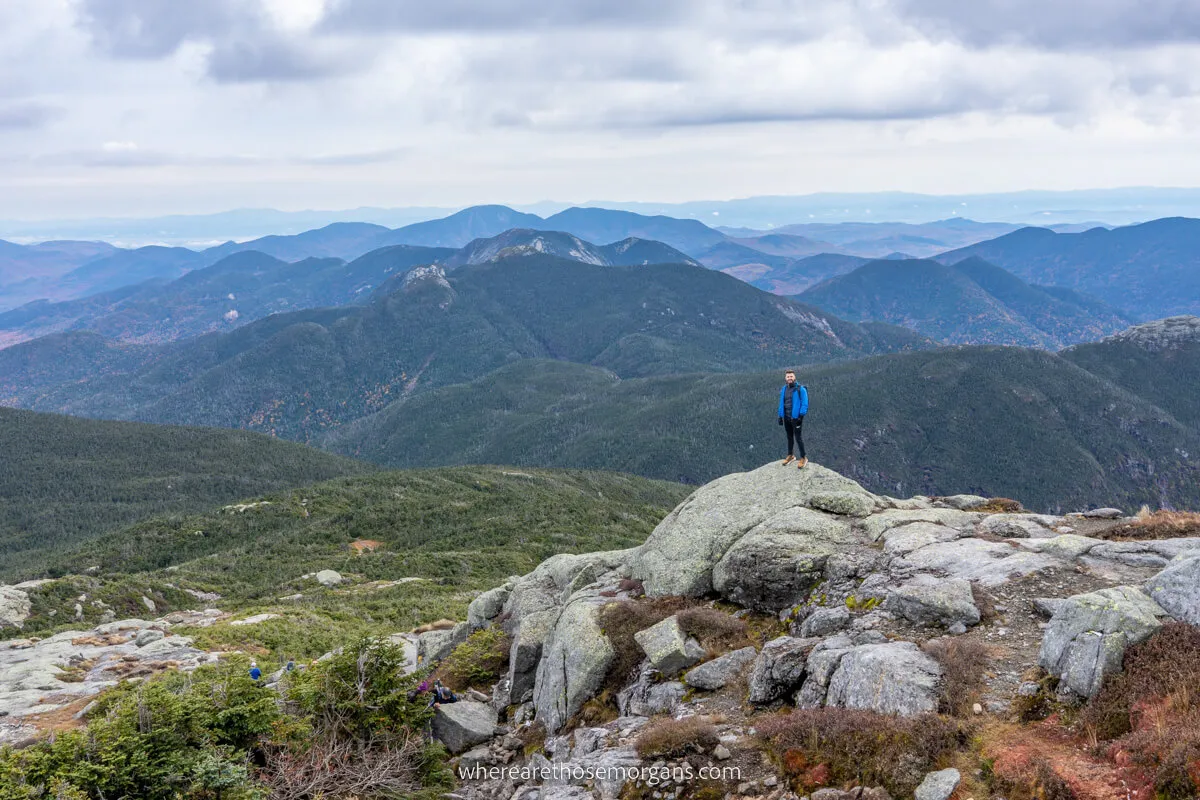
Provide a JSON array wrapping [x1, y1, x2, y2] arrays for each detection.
[[778, 384, 808, 419], [249, 667, 262, 681]]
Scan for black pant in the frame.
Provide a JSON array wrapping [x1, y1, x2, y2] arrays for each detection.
[[785, 416, 805, 458]]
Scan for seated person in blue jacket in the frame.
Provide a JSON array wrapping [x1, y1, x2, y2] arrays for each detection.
[[777, 369, 808, 468]]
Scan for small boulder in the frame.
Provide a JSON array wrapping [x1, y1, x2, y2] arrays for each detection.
[[633, 615, 705, 676], [885, 578, 980, 628], [432, 700, 497, 754], [135, 629, 165, 647], [1082, 508, 1124, 519], [684, 646, 758, 691], [618, 663, 687, 716], [1144, 556, 1200, 625], [748, 636, 819, 704], [915, 768, 961, 800], [797, 606, 851, 638], [315, 570, 343, 587]]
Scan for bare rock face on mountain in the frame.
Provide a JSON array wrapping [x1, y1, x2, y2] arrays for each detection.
[[449, 458, 1200, 772]]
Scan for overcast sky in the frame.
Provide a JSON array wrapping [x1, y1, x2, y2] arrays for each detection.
[[2, 0, 1200, 219]]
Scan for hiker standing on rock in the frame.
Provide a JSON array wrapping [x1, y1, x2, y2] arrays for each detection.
[[778, 369, 808, 468]]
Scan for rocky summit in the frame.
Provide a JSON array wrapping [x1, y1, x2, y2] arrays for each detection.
[[417, 461, 1200, 800]]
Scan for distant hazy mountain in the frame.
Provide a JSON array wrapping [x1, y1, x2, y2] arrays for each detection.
[[721, 253, 870, 295], [0, 239, 123, 312], [0, 254, 933, 440], [441, 229, 697, 269], [380, 205, 545, 248], [718, 219, 1026, 259], [11, 188, 1200, 245], [56, 246, 205, 298], [0, 230, 693, 347], [937, 217, 1200, 319], [798, 257, 1130, 348], [323, 347, 1200, 511], [723, 233, 837, 258], [204, 221, 393, 262], [539, 207, 726, 255]]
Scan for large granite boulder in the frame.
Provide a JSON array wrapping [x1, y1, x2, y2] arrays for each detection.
[[632, 463, 875, 596], [532, 592, 616, 733], [823, 641, 942, 716], [633, 615, 704, 676], [432, 700, 497, 754], [0, 587, 31, 630], [1039, 586, 1167, 699], [1144, 556, 1200, 625]]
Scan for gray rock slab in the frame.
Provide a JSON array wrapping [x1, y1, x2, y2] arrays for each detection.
[[798, 606, 851, 637], [862, 508, 983, 542], [748, 636, 820, 704], [532, 592, 616, 733], [885, 578, 980, 628], [1144, 556, 1200, 625], [684, 646, 758, 691], [432, 700, 497, 754], [824, 641, 942, 716]]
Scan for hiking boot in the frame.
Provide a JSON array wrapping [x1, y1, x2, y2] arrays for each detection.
[[796, 457, 808, 469], [782, 455, 795, 465]]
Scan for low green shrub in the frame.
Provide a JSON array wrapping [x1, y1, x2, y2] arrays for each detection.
[[433, 627, 511, 691]]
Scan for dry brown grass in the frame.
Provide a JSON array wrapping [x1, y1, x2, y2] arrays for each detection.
[[634, 715, 720, 759], [757, 707, 965, 797], [410, 618, 456, 634], [676, 606, 753, 658], [974, 497, 1024, 514], [597, 597, 695, 691], [1100, 509, 1200, 541], [349, 539, 383, 554], [1081, 623, 1200, 799], [922, 637, 990, 716]]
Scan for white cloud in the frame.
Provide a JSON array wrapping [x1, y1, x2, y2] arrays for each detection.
[[0, 0, 1197, 218]]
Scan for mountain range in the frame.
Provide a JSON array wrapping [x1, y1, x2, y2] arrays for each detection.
[[0, 230, 695, 347], [0, 253, 930, 441], [796, 256, 1131, 348], [938, 217, 1200, 319], [324, 336, 1200, 512]]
